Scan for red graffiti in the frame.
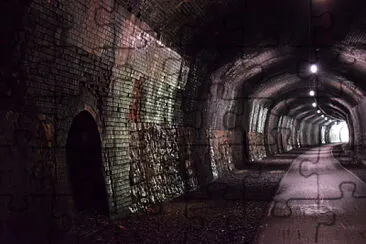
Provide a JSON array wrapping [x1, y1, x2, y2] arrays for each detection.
[[128, 78, 145, 123]]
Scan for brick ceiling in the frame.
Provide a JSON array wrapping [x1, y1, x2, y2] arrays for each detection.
[[119, 0, 366, 122]]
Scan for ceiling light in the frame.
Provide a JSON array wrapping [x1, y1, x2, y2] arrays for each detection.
[[312, 102, 317, 107], [310, 64, 318, 74], [321, 115, 325, 118], [317, 110, 321, 114], [325, 117, 328, 120], [309, 90, 315, 96]]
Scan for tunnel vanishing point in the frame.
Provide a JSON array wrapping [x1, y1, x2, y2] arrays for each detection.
[[2, 0, 366, 243]]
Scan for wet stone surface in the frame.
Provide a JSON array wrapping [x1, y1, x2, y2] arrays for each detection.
[[129, 124, 198, 213]]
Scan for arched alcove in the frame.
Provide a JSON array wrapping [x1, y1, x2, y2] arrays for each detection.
[[66, 111, 109, 215]]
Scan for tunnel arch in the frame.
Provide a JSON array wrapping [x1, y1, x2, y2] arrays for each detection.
[[240, 62, 364, 155], [66, 110, 109, 215], [205, 58, 366, 169], [9, 0, 366, 239], [327, 121, 350, 143]]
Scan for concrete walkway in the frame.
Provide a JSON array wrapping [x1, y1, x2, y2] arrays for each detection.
[[255, 144, 366, 244]]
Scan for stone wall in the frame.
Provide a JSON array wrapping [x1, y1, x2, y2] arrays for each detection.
[[207, 130, 234, 177], [129, 123, 198, 213], [248, 132, 266, 161], [351, 99, 366, 162]]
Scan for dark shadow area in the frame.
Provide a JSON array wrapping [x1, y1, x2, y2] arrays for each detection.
[[72, 166, 287, 244], [243, 130, 250, 162], [66, 111, 109, 215]]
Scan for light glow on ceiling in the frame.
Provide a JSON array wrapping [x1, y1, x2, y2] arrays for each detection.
[[310, 64, 318, 74]]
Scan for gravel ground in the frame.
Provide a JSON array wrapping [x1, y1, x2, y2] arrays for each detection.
[[63, 157, 296, 244]]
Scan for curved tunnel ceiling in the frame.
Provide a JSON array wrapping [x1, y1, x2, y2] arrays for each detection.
[[125, 0, 366, 80], [243, 68, 361, 129], [205, 50, 366, 131], [271, 97, 351, 121], [124, 0, 366, 143], [250, 73, 364, 104]]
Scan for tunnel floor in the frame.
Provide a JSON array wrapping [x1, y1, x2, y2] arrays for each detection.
[[64, 144, 366, 244], [255, 144, 366, 244]]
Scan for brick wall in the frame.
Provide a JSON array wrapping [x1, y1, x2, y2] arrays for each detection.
[[0, 0, 199, 220]]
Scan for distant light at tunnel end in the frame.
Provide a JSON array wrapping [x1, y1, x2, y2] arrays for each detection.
[[309, 90, 315, 96], [312, 102, 317, 107], [310, 64, 318, 73]]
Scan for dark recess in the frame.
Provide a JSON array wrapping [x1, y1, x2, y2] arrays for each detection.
[[66, 111, 109, 215]]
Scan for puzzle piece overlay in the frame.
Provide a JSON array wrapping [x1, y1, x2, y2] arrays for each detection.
[[2, 0, 366, 243]]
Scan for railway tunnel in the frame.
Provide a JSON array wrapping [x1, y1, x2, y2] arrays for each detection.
[[2, 0, 366, 243]]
